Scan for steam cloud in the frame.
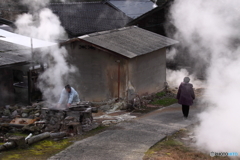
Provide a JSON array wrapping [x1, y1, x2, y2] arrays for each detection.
[[169, 0, 240, 154], [15, 0, 76, 103], [166, 69, 204, 88]]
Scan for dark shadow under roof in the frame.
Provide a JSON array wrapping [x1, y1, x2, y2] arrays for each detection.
[[78, 26, 178, 58], [49, 2, 132, 37]]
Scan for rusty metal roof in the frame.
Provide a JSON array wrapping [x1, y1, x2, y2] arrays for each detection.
[[78, 26, 178, 58], [107, 0, 157, 19], [49, 2, 132, 37]]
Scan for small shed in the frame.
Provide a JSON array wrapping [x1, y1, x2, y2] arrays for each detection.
[[64, 26, 177, 101]]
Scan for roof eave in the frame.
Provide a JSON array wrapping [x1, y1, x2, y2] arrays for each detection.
[[0, 61, 30, 69], [62, 38, 131, 59]]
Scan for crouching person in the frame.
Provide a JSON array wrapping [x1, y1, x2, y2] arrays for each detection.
[[57, 84, 80, 109]]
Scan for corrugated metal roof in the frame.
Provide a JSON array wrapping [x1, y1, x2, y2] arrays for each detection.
[[49, 2, 132, 37], [107, 0, 157, 19], [78, 26, 178, 58]]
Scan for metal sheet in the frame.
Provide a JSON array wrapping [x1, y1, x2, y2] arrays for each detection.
[[109, 0, 157, 19], [0, 29, 57, 48]]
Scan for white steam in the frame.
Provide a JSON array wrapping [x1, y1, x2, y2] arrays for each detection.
[[167, 69, 204, 89], [21, 0, 50, 12], [166, 47, 177, 60], [15, 0, 76, 103], [170, 0, 240, 154]]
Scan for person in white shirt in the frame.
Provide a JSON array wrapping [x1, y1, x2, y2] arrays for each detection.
[[58, 84, 80, 108]]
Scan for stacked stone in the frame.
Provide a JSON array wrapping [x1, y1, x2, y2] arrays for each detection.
[[0, 103, 43, 123], [60, 116, 82, 135], [41, 109, 66, 132]]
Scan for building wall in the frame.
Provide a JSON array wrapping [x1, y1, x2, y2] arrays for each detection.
[[128, 48, 166, 96], [66, 41, 128, 102]]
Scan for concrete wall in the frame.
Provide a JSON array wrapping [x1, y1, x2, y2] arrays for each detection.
[[128, 48, 166, 96], [66, 41, 128, 101]]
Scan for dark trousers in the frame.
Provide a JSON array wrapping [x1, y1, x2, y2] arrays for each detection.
[[182, 105, 189, 117]]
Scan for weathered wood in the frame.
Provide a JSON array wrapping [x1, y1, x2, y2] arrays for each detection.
[[50, 132, 66, 138], [0, 123, 25, 128], [9, 136, 27, 149], [0, 142, 16, 151], [26, 132, 50, 145]]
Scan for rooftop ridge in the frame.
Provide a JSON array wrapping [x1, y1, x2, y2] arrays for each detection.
[[50, 1, 102, 5], [79, 26, 136, 38]]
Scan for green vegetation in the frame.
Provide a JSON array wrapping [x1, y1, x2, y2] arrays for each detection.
[[144, 130, 230, 160], [156, 91, 167, 97], [0, 126, 107, 160], [151, 97, 177, 106], [9, 132, 28, 137], [0, 138, 72, 160]]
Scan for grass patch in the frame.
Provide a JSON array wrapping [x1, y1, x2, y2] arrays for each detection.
[[151, 97, 177, 106], [144, 130, 230, 160], [0, 138, 72, 160], [0, 125, 107, 160], [156, 91, 166, 97], [9, 132, 28, 137]]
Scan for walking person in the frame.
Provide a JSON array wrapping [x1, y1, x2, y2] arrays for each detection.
[[177, 77, 195, 119]]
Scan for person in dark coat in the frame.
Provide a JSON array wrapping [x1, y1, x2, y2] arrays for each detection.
[[177, 77, 195, 119]]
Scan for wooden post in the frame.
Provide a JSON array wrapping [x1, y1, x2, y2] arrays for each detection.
[[116, 60, 121, 101], [27, 71, 31, 105], [26, 132, 50, 145]]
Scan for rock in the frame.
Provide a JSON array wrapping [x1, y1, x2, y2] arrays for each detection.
[[109, 101, 126, 112], [8, 106, 17, 112], [3, 109, 11, 116], [2, 116, 9, 119], [22, 125, 40, 132], [181, 137, 191, 141], [5, 105, 10, 109], [21, 113, 28, 118], [34, 110, 40, 114], [99, 105, 111, 112], [11, 110, 18, 117], [35, 113, 40, 117], [102, 120, 117, 126], [22, 109, 32, 114], [16, 109, 21, 114], [29, 115, 34, 119]]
